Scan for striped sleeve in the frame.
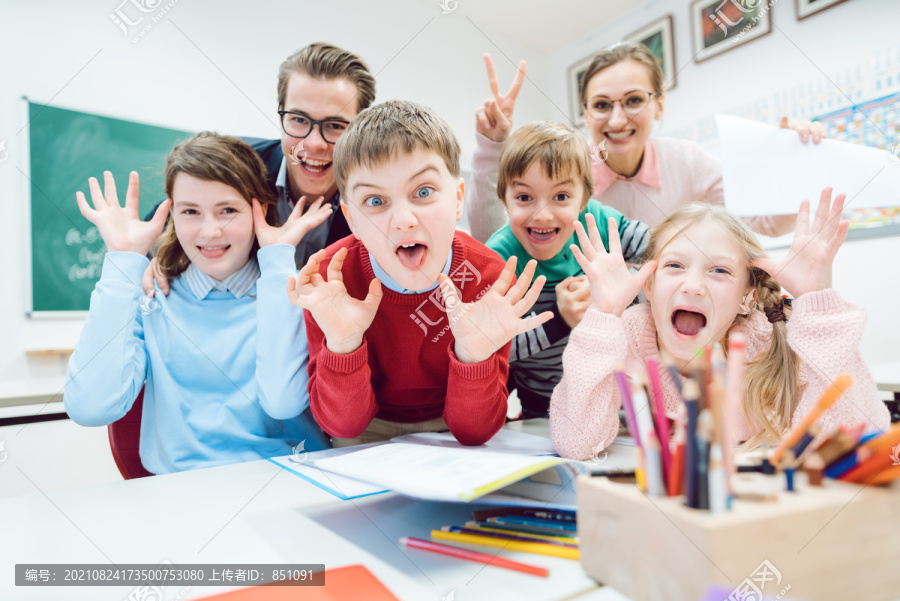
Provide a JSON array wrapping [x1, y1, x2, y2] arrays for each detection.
[[618, 218, 650, 264]]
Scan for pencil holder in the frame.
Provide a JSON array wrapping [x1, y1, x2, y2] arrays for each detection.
[[577, 472, 900, 601]]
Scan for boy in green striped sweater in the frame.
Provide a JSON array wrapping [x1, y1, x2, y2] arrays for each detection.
[[485, 121, 649, 418]]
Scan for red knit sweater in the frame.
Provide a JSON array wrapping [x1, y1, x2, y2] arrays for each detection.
[[305, 231, 510, 446]]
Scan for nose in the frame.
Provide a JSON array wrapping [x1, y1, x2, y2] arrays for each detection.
[[199, 215, 223, 242], [680, 269, 706, 296], [304, 125, 329, 154], [607, 102, 629, 129], [532, 202, 554, 222], [391, 199, 418, 231]]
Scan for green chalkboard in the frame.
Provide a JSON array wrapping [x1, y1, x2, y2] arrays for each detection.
[[27, 101, 192, 313]]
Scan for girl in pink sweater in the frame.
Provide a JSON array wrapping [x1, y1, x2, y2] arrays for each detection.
[[549, 189, 890, 460]]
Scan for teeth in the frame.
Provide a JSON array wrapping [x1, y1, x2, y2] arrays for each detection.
[[531, 228, 555, 234], [606, 131, 633, 140], [399, 243, 418, 248], [303, 158, 329, 166]]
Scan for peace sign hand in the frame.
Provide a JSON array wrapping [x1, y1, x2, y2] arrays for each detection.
[[571, 214, 658, 318], [475, 53, 527, 143]]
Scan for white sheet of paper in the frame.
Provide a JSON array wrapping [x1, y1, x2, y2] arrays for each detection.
[[313, 443, 564, 502], [716, 115, 900, 216], [391, 428, 557, 456], [268, 445, 389, 500]]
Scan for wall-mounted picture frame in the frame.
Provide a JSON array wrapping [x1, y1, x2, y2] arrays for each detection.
[[796, 0, 851, 20], [567, 54, 595, 127], [624, 14, 677, 91], [690, 0, 772, 63]]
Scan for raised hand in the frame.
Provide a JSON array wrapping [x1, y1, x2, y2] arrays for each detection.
[[141, 257, 170, 298], [751, 187, 848, 299], [286, 247, 382, 355], [442, 256, 552, 364], [474, 53, 526, 143], [556, 275, 592, 328], [570, 214, 658, 317], [252, 196, 332, 248], [75, 171, 171, 256], [779, 116, 827, 144]]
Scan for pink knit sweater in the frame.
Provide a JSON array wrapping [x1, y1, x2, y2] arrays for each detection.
[[549, 288, 891, 460], [467, 133, 795, 243]]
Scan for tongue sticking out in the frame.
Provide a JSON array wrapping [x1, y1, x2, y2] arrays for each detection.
[[672, 310, 706, 336], [396, 244, 427, 270]]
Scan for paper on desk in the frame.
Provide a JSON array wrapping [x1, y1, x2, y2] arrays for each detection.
[[268, 445, 388, 500], [313, 443, 564, 503], [716, 115, 900, 216], [391, 428, 557, 456]]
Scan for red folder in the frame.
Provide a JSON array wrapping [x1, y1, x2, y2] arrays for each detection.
[[194, 564, 400, 600]]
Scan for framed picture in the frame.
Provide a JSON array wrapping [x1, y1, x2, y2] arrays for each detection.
[[624, 15, 677, 91], [567, 54, 594, 127], [690, 0, 772, 63], [796, 0, 851, 20]]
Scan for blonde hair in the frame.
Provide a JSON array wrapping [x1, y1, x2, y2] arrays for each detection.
[[497, 121, 593, 211], [277, 42, 376, 114], [154, 132, 277, 279], [332, 100, 460, 196], [642, 203, 801, 446], [580, 42, 664, 107]]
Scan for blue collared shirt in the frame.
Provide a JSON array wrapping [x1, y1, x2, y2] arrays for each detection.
[[369, 249, 453, 294], [64, 245, 329, 474]]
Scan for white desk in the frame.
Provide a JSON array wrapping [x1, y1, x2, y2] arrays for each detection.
[[871, 362, 900, 398], [0, 423, 628, 601]]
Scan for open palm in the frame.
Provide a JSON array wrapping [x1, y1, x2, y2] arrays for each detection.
[[253, 196, 332, 248], [75, 171, 170, 255], [751, 187, 848, 298], [571, 214, 658, 317], [444, 256, 552, 364], [287, 247, 382, 355]]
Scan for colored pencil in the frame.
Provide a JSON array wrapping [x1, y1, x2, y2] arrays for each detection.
[[441, 526, 578, 549], [696, 408, 713, 509], [770, 374, 853, 464], [839, 424, 900, 483], [724, 333, 747, 488], [668, 404, 687, 497], [400, 536, 549, 577], [645, 358, 673, 482], [630, 377, 656, 454], [431, 530, 579, 561], [476, 520, 578, 540], [643, 430, 665, 497], [463, 523, 576, 544], [492, 516, 577, 532], [708, 443, 727, 513], [862, 464, 900, 486], [615, 367, 641, 447], [522, 509, 577, 523], [825, 430, 892, 478], [682, 378, 701, 508]]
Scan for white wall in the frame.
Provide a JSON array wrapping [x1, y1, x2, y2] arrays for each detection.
[[0, 0, 552, 384], [543, 0, 900, 365]]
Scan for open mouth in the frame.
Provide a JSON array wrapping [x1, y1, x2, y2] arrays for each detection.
[[671, 309, 707, 337], [604, 130, 635, 142], [527, 227, 560, 243], [299, 156, 332, 175], [395, 242, 428, 270], [198, 244, 230, 259]]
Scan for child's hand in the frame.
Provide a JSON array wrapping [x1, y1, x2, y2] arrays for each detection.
[[443, 256, 552, 364], [556, 275, 592, 328], [286, 247, 382, 355], [571, 214, 658, 318], [252, 196, 332, 248], [474, 53, 526, 144], [751, 187, 848, 299], [75, 171, 171, 256], [141, 257, 170, 297], [779, 116, 827, 144]]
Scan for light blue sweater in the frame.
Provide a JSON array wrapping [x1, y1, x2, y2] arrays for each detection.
[[64, 244, 329, 474]]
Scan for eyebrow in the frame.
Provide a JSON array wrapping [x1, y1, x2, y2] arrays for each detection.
[[351, 164, 442, 196], [174, 200, 245, 207], [282, 108, 350, 122], [510, 177, 575, 188], [589, 89, 646, 99]]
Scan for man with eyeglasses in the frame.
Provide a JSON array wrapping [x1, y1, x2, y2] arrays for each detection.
[[144, 42, 376, 294], [250, 42, 376, 268]]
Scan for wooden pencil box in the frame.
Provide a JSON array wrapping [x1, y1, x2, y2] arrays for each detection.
[[577, 472, 900, 601]]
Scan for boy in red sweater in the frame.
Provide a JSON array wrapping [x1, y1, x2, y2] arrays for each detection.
[[287, 100, 551, 446]]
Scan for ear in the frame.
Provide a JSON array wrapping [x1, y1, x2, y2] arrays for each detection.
[[739, 288, 758, 314], [643, 272, 654, 301], [455, 177, 465, 222], [340, 200, 360, 240], [654, 92, 666, 121]]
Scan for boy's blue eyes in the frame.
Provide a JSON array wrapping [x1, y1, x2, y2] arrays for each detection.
[[363, 187, 433, 207], [364, 196, 385, 207], [416, 187, 433, 198]]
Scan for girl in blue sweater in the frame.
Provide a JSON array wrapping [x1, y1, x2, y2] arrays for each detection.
[[64, 132, 332, 474]]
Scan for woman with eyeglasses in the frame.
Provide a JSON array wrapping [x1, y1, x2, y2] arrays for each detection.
[[467, 43, 826, 243]]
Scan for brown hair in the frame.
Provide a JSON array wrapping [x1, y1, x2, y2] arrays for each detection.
[[154, 132, 277, 279], [642, 203, 801, 446], [332, 100, 460, 196], [497, 121, 593, 210], [277, 42, 376, 115], [580, 42, 665, 107]]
